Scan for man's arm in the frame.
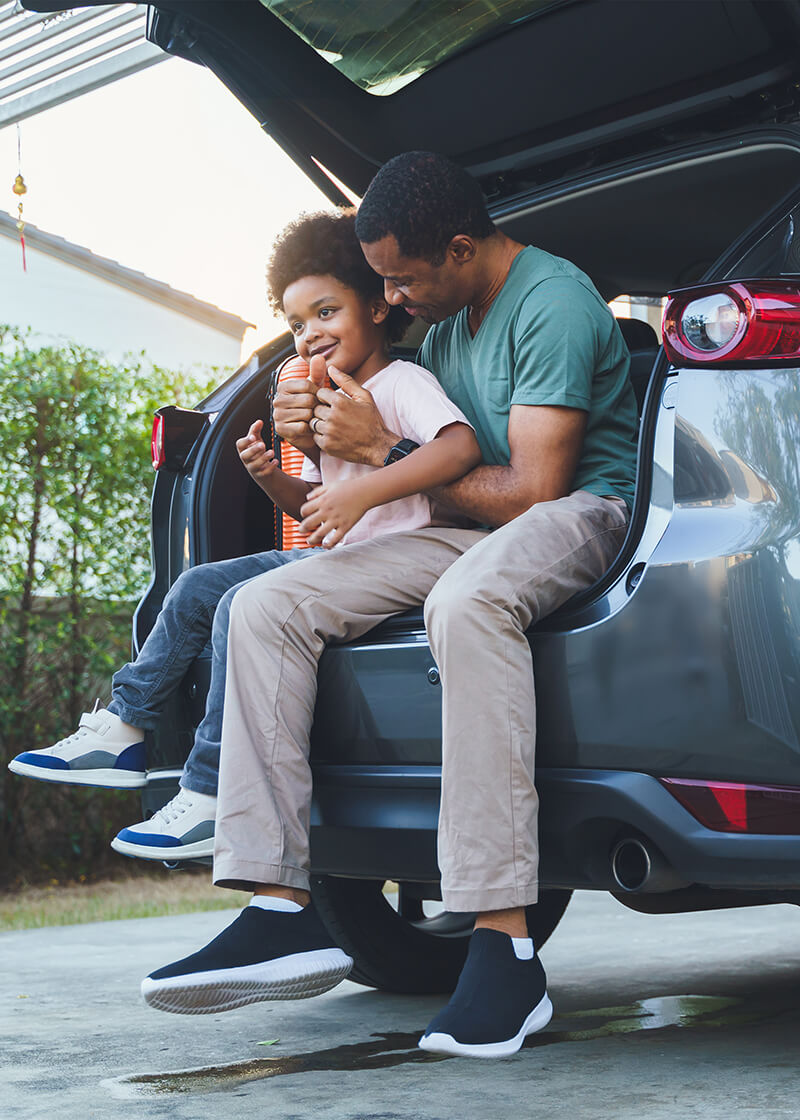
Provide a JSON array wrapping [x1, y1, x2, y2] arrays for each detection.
[[429, 404, 587, 527]]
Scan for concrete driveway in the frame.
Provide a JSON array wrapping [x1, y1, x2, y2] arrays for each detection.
[[2, 890, 798, 1120]]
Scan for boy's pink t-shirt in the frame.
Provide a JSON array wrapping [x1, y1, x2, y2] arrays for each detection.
[[300, 359, 475, 546]]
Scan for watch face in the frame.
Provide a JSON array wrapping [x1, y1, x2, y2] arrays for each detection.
[[384, 439, 419, 466]]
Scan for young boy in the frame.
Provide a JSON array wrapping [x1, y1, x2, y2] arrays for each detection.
[[7, 210, 480, 862], [239, 209, 480, 547]]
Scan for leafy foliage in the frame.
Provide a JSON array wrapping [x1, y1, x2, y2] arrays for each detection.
[[0, 328, 217, 883]]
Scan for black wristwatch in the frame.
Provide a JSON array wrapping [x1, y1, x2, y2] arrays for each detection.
[[383, 438, 420, 465]]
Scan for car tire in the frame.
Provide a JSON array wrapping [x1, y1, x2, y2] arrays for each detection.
[[311, 876, 573, 994]]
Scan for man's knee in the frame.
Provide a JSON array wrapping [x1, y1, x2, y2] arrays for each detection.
[[425, 563, 520, 649], [227, 572, 292, 636], [425, 568, 487, 635]]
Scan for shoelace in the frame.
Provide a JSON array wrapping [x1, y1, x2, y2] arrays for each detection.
[[47, 704, 103, 754], [151, 789, 195, 826]]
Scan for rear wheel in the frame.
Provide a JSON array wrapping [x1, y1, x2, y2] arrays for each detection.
[[311, 876, 572, 994]]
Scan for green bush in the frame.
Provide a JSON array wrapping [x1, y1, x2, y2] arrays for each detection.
[[0, 328, 217, 884]]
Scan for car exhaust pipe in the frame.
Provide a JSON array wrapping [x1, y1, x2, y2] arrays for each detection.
[[610, 837, 686, 893]]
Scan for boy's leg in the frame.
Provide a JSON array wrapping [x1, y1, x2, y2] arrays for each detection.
[[110, 549, 326, 861], [142, 527, 486, 1013], [109, 575, 258, 861], [109, 550, 316, 736], [7, 550, 317, 791]]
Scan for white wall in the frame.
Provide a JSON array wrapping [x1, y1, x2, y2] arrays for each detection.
[[0, 235, 245, 372]]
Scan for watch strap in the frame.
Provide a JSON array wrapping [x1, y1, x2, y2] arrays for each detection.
[[383, 438, 420, 465]]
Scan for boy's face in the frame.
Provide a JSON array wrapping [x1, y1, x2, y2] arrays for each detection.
[[282, 274, 388, 378]]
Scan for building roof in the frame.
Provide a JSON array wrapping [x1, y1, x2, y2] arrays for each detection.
[[0, 208, 255, 339], [0, 2, 168, 129]]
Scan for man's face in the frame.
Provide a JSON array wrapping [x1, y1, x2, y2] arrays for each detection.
[[360, 234, 472, 324]]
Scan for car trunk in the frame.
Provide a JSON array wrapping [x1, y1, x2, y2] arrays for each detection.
[[21, 1, 800, 204]]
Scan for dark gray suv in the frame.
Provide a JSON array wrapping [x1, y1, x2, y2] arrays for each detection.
[[24, 0, 800, 993]]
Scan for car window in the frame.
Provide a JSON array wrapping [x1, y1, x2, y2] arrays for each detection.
[[259, 0, 570, 95], [722, 208, 800, 280]]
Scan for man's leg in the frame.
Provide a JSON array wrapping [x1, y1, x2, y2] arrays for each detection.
[[141, 526, 486, 1014], [420, 491, 629, 1057]]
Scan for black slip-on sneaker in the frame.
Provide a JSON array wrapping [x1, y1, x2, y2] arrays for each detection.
[[141, 903, 353, 1015], [419, 928, 552, 1058]]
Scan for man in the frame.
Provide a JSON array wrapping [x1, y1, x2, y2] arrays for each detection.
[[141, 152, 638, 1059]]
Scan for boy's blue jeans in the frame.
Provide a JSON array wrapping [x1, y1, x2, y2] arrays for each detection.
[[108, 549, 321, 797]]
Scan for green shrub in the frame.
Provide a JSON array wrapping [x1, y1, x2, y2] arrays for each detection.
[[0, 327, 217, 884]]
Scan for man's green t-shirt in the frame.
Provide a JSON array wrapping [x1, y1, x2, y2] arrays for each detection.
[[419, 246, 638, 511]]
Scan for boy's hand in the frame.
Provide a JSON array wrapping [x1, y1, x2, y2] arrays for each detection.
[[273, 354, 327, 455], [236, 420, 280, 481], [299, 481, 371, 548]]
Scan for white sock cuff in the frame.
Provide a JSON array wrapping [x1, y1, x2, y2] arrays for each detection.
[[511, 936, 534, 960], [248, 895, 303, 914]]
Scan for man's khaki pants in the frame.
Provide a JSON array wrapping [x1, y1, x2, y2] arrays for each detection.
[[214, 490, 629, 912]]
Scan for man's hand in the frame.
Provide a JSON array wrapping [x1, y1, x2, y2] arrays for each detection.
[[312, 366, 399, 467], [299, 480, 372, 548], [273, 354, 328, 455], [236, 420, 281, 482]]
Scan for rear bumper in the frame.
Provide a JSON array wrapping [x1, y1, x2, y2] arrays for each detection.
[[308, 765, 800, 891], [142, 764, 800, 889]]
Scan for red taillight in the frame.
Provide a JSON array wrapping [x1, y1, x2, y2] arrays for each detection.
[[660, 777, 800, 834], [151, 413, 165, 471], [662, 280, 800, 366], [150, 406, 209, 471]]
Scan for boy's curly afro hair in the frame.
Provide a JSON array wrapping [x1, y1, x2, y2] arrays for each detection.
[[266, 209, 411, 344]]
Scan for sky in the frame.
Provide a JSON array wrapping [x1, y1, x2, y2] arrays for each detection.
[[0, 55, 331, 356]]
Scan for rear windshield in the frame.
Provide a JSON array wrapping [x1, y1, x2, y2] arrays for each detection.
[[259, 0, 567, 96]]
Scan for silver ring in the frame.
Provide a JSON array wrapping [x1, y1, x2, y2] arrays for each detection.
[[310, 417, 323, 434]]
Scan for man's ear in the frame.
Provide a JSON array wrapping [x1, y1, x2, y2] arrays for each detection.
[[447, 235, 477, 265], [371, 297, 391, 325]]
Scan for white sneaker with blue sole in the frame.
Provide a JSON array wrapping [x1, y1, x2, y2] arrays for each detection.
[[7, 704, 146, 788], [111, 787, 216, 861]]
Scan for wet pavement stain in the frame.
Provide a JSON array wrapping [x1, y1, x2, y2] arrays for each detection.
[[105, 1033, 445, 1096], [106, 993, 797, 1096]]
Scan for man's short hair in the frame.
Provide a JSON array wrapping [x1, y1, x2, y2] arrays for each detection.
[[266, 209, 410, 343], [355, 151, 495, 265]]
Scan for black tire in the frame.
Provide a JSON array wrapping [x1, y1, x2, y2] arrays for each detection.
[[311, 876, 573, 994]]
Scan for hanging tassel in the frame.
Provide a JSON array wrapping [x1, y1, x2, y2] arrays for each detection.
[[13, 125, 27, 272]]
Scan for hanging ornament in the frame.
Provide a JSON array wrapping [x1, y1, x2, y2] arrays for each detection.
[[13, 124, 27, 272]]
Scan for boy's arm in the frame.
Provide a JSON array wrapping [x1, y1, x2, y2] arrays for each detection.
[[299, 422, 480, 547], [237, 420, 313, 523]]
